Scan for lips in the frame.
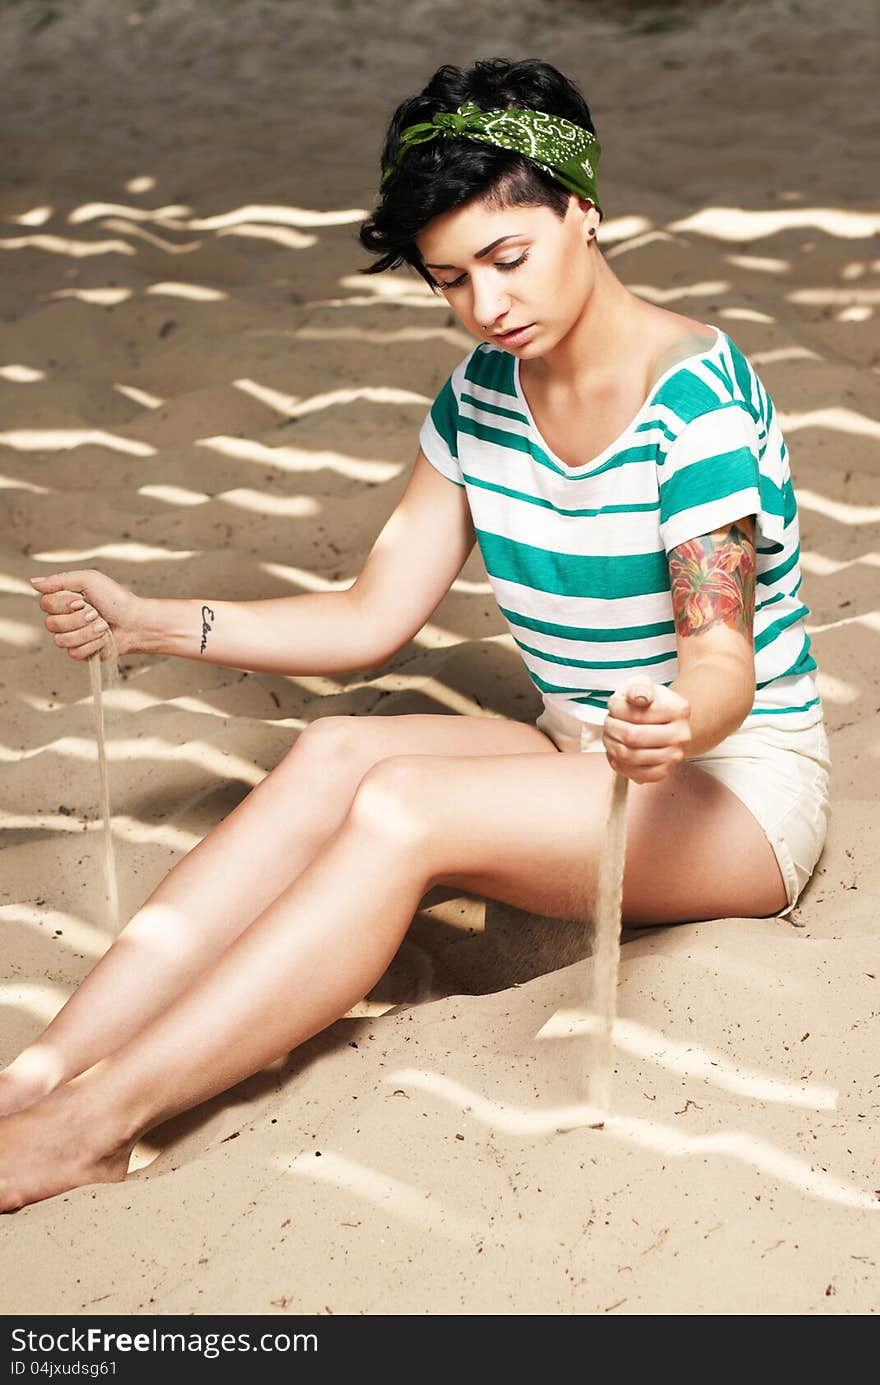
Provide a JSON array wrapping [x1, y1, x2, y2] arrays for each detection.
[[493, 324, 534, 346]]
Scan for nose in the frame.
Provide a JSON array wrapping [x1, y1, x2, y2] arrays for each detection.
[[470, 271, 510, 330]]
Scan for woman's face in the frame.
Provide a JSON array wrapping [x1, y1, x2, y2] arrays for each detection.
[[415, 194, 599, 357]]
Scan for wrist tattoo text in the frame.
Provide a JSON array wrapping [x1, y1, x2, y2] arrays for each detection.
[[199, 605, 215, 654]]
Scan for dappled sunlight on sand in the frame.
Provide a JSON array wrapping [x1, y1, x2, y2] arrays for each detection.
[[180, 204, 367, 231], [814, 671, 859, 706], [45, 286, 132, 305], [0, 234, 136, 257], [115, 384, 164, 408], [233, 377, 430, 418], [95, 219, 202, 254], [384, 1069, 877, 1211], [777, 405, 880, 442], [807, 608, 880, 637], [0, 616, 41, 647], [797, 489, 880, 524], [788, 287, 879, 311], [800, 550, 880, 577], [346, 672, 497, 718], [294, 324, 474, 350], [0, 473, 49, 493], [7, 206, 53, 227], [0, 574, 38, 595], [750, 345, 821, 366], [197, 435, 403, 482], [216, 489, 320, 518], [1, 811, 199, 854], [17, 683, 302, 724], [0, 905, 108, 961], [717, 305, 776, 323], [145, 281, 228, 301], [624, 278, 730, 305], [592, 214, 652, 246], [537, 1011, 837, 1109], [0, 733, 266, 786], [277, 1149, 480, 1242], [0, 429, 155, 456], [68, 201, 192, 226], [137, 483, 209, 506], [1, 0, 878, 1314], [0, 980, 71, 1026], [0, 364, 46, 382], [724, 253, 790, 274], [314, 272, 445, 310], [32, 542, 197, 562], [214, 224, 316, 250], [670, 206, 879, 240], [258, 560, 353, 593]]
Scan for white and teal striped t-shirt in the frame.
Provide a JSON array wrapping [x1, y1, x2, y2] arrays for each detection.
[[419, 326, 821, 730]]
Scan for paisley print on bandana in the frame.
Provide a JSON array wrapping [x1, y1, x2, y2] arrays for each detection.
[[381, 102, 602, 216]]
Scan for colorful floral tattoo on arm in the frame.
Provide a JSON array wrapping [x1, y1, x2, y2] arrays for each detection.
[[669, 522, 756, 638]]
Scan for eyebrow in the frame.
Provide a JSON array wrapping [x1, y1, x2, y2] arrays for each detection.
[[423, 234, 523, 270]]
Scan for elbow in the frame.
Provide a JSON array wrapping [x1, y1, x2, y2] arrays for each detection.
[[720, 661, 756, 737], [727, 684, 755, 737], [335, 588, 395, 671], [734, 652, 757, 723], [346, 590, 423, 670], [347, 622, 406, 673], [364, 626, 418, 669]]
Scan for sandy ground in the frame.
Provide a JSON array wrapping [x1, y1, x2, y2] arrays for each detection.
[[1, 0, 878, 1315]]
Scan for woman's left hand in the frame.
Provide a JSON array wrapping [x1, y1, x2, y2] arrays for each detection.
[[603, 678, 692, 784]]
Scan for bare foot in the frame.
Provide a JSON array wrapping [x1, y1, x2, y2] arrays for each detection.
[[0, 1088, 135, 1212], [0, 1050, 62, 1118]]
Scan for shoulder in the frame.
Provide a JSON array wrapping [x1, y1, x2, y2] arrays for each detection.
[[647, 325, 719, 391], [653, 329, 774, 440]]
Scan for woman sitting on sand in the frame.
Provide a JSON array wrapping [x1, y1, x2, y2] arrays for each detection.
[[1, 58, 829, 1210]]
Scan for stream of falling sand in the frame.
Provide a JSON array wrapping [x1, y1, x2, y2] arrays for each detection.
[[87, 642, 120, 932], [588, 772, 630, 1113]]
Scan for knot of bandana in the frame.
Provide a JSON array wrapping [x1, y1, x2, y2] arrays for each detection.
[[380, 101, 602, 216]]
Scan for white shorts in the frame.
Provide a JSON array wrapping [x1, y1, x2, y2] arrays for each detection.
[[535, 702, 831, 915]]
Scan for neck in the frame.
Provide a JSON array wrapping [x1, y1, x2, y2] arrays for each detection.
[[529, 257, 651, 393]]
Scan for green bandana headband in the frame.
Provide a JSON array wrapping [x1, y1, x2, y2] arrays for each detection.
[[380, 101, 602, 216]]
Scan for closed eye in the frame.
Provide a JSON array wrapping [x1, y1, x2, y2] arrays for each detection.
[[496, 252, 528, 273], [432, 251, 529, 291], [432, 271, 468, 291]]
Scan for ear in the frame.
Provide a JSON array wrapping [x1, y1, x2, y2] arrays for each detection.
[[572, 196, 600, 241]]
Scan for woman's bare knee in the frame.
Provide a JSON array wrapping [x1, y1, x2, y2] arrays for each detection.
[[233, 718, 369, 844], [346, 757, 431, 849], [272, 715, 366, 785], [292, 714, 362, 760], [267, 716, 401, 830]]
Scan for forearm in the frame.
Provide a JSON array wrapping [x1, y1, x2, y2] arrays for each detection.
[[671, 652, 754, 757], [137, 588, 382, 676]]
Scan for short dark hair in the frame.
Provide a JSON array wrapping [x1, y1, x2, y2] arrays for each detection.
[[359, 58, 600, 286]]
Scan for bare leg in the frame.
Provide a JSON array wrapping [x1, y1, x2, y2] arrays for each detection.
[[0, 713, 554, 1114], [0, 746, 784, 1210]]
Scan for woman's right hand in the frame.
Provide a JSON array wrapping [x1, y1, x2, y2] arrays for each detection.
[[30, 569, 143, 660]]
